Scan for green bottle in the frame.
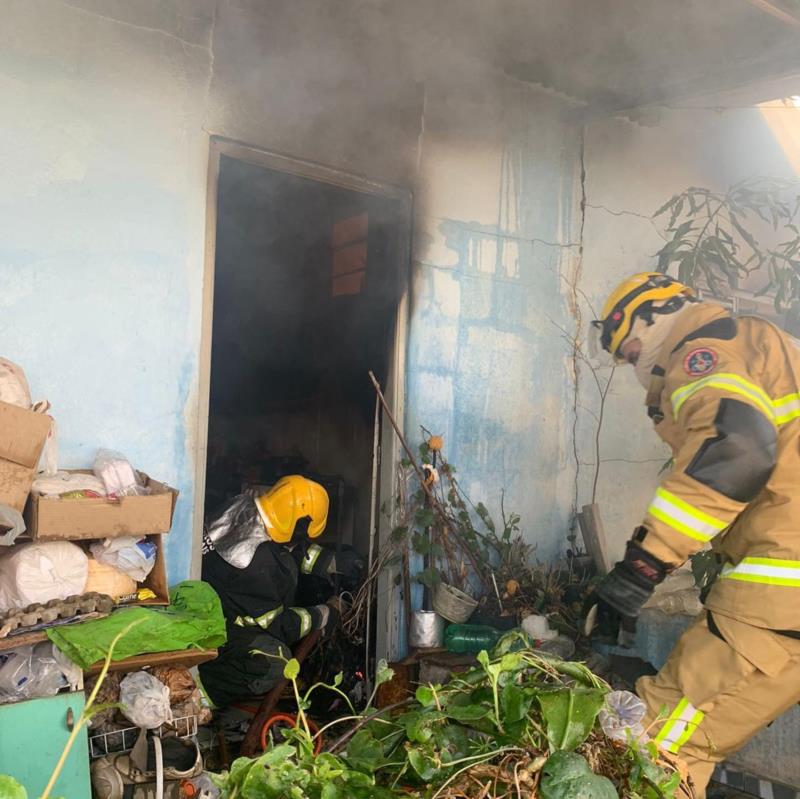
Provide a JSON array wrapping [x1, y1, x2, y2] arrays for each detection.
[[444, 624, 503, 654]]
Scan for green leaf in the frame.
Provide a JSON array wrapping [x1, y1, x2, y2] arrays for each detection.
[[501, 683, 533, 724], [415, 566, 442, 588], [653, 194, 679, 218], [540, 752, 618, 799], [411, 531, 432, 555], [344, 729, 384, 772], [415, 685, 436, 707], [403, 709, 442, 743], [538, 688, 605, 751], [321, 783, 343, 799], [283, 658, 300, 680], [444, 702, 490, 722], [333, 672, 343, 687], [0, 776, 27, 799], [374, 659, 394, 688], [670, 219, 694, 238], [434, 724, 472, 764], [407, 747, 438, 781]]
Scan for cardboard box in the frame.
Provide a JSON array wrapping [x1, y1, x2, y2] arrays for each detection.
[[25, 471, 178, 541], [129, 533, 169, 607], [0, 401, 52, 513]]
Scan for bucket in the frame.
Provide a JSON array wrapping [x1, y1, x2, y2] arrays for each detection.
[[433, 582, 478, 623], [409, 610, 445, 649]]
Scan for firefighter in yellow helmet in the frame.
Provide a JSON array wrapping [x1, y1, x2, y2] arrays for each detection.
[[199, 475, 363, 706], [585, 272, 800, 797]]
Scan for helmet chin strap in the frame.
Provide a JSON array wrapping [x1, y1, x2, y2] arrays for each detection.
[[628, 300, 691, 388]]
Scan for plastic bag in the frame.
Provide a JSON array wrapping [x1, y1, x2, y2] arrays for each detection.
[[33, 471, 107, 498], [84, 558, 137, 600], [0, 642, 77, 704], [521, 614, 559, 641], [0, 358, 31, 408], [40, 417, 58, 477], [0, 541, 89, 609], [0, 504, 25, 547], [644, 569, 703, 616], [599, 690, 648, 744], [89, 537, 157, 582], [119, 671, 172, 729], [93, 449, 148, 498]]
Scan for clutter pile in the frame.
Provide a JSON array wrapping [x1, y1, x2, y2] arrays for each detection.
[[209, 633, 692, 799], [0, 356, 225, 799]]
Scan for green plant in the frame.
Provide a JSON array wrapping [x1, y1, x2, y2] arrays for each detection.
[[212, 634, 686, 798], [654, 177, 800, 310]]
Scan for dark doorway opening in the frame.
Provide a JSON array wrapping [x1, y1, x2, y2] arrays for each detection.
[[205, 153, 407, 561]]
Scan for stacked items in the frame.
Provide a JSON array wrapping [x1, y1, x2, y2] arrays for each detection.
[[0, 357, 178, 706], [86, 666, 212, 758]]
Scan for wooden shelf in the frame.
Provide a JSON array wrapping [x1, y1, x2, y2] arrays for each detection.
[[84, 648, 218, 676]]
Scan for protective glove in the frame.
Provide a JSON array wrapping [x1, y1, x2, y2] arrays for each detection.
[[330, 548, 366, 586], [583, 538, 669, 648]]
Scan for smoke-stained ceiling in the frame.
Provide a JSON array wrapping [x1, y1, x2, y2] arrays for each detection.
[[405, 0, 800, 115]]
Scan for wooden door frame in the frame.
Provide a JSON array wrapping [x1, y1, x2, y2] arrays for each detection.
[[195, 136, 411, 660]]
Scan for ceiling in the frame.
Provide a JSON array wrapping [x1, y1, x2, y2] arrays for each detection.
[[404, 0, 800, 116]]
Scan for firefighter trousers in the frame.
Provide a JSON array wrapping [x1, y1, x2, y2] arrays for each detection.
[[636, 613, 800, 799]]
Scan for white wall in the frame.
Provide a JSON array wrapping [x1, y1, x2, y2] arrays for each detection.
[[581, 101, 799, 561], [0, 0, 585, 587]]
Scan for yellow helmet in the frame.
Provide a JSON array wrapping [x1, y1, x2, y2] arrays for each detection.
[[593, 272, 694, 359], [254, 475, 329, 544]]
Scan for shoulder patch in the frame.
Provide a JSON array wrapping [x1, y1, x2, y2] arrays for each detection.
[[684, 347, 718, 376]]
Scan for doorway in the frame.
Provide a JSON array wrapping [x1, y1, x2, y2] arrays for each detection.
[[196, 139, 411, 658]]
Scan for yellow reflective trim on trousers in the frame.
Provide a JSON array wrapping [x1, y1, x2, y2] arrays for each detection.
[[647, 487, 727, 543], [773, 392, 800, 425], [721, 557, 800, 587], [301, 544, 323, 575], [291, 607, 313, 637], [671, 373, 774, 420], [654, 697, 705, 754]]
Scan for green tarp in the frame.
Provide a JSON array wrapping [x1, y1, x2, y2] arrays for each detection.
[[47, 581, 227, 669]]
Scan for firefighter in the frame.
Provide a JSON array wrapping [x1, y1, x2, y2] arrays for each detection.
[[198, 475, 363, 707], [584, 273, 800, 797]]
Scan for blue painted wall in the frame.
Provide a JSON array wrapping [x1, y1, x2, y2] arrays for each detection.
[[406, 79, 582, 568], [0, 0, 214, 582], [1, 2, 583, 588]]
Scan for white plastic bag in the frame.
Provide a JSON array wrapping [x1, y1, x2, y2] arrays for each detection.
[[0, 642, 76, 704], [93, 449, 147, 498], [119, 671, 172, 729], [0, 358, 31, 408], [89, 537, 156, 582], [0, 504, 25, 547], [40, 417, 58, 477], [32, 471, 107, 497], [521, 614, 559, 641], [0, 541, 89, 609]]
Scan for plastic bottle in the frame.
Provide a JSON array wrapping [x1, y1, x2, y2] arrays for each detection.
[[444, 624, 503, 654]]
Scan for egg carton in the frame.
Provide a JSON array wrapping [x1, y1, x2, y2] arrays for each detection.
[[0, 592, 114, 638]]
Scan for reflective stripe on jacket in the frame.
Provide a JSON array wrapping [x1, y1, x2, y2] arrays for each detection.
[[641, 302, 800, 631]]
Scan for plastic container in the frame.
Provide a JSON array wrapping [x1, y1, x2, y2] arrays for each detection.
[[432, 582, 478, 623], [409, 610, 444, 649], [444, 624, 503, 654]]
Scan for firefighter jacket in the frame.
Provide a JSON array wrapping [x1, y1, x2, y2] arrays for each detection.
[[202, 536, 334, 644], [640, 301, 800, 631]]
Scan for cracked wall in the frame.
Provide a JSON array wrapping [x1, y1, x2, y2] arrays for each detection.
[[581, 102, 799, 564], [0, 0, 584, 586]]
